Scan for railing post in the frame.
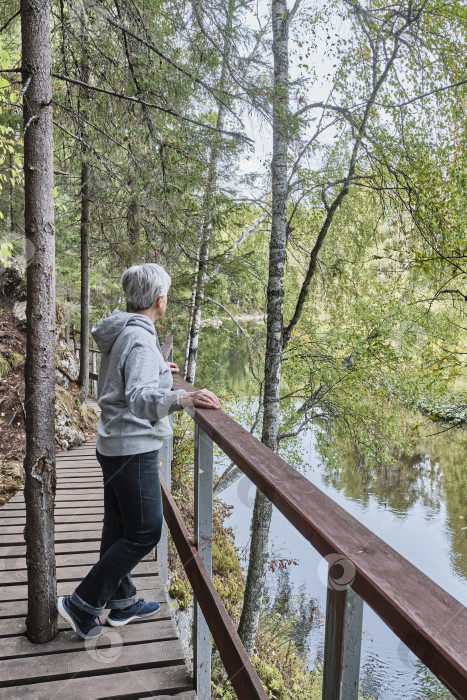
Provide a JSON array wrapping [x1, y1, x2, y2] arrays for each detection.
[[322, 581, 364, 700], [193, 423, 214, 700], [158, 341, 174, 583], [92, 348, 97, 398], [157, 437, 172, 582]]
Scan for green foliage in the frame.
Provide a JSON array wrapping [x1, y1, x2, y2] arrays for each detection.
[[0, 351, 23, 379], [167, 575, 192, 611], [0, 354, 10, 379], [0, 34, 22, 241]]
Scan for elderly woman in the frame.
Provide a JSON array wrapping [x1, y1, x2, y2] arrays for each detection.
[[58, 263, 220, 640]]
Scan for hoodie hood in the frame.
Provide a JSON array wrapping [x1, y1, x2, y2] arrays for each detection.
[[91, 309, 155, 354]]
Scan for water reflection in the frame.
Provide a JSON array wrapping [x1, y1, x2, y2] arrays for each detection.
[[318, 425, 467, 585]]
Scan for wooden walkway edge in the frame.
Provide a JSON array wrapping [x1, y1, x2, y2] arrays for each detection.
[[0, 398, 196, 699]]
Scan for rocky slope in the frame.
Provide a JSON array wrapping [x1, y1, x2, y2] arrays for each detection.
[[0, 303, 97, 506]]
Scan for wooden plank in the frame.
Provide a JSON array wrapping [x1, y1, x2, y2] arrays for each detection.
[[56, 478, 103, 484], [0, 531, 100, 546], [56, 456, 98, 460], [0, 559, 157, 585], [57, 465, 101, 469], [171, 372, 467, 700], [56, 475, 102, 480], [57, 456, 98, 461], [55, 476, 101, 481], [1, 523, 103, 535], [0, 551, 156, 572], [0, 541, 101, 557], [0, 618, 179, 659], [54, 506, 104, 513], [0, 506, 105, 517], [0, 514, 104, 526], [48, 491, 104, 498], [0, 581, 168, 617], [0, 639, 185, 686], [54, 488, 102, 492], [56, 468, 100, 472], [0, 574, 163, 603], [0, 665, 194, 699], [55, 480, 103, 486], [161, 476, 268, 700], [0, 603, 173, 637], [56, 460, 98, 465], [56, 471, 101, 475]]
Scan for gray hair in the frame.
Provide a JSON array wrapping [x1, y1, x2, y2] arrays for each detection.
[[121, 263, 171, 311]]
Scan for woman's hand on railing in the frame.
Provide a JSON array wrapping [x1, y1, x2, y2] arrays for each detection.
[[165, 361, 180, 374], [179, 389, 221, 410]]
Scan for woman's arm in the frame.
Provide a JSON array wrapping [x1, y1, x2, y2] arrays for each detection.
[[124, 344, 183, 419]]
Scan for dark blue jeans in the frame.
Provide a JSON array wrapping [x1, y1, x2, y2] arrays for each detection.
[[71, 449, 163, 616]]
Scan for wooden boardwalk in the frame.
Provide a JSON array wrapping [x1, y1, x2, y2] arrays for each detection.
[[0, 399, 196, 699]]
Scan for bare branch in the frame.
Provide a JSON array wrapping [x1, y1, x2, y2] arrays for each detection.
[[51, 73, 252, 143], [288, 0, 303, 23], [373, 78, 467, 109], [205, 297, 262, 383], [0, 11, 20, 34], [102, 11, 240, 121]]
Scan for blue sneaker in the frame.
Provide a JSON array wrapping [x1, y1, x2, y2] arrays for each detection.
[[57, 596, 102, 640], [106, 598, 161, 626]]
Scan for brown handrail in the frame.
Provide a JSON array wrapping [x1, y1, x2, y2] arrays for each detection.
[[161, 336, 467, 699], [160, 475, 268, 699]]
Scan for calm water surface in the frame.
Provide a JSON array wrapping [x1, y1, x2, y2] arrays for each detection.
[[191, 324, 467, 700]]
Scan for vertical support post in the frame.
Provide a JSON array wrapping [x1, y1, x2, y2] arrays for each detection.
[[193, 423, 213, 700], [158, 437, 172, 581], [92, 349, 97, 398], [322, 584, 363, 700], [157, 342, 173, 582]]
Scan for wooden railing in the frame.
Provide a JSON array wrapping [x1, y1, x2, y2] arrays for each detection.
[[85, 334, 467, 698], [157, 336, 467, 700]]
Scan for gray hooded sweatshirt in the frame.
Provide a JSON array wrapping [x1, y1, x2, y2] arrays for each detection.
[[91, 309, 183, 456]]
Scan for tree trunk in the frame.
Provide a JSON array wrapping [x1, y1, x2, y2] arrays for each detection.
[[78, 159, 90, 401], [78, 15, 90, 403], [9, 152, 17, 232], [127, 194, 140, 247], [237, 0, 290, 657], [183, 240, 201, 378], [184, 2, 233, 384], [21, 0, 57, 643]]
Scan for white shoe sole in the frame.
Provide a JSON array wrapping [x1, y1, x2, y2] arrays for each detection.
[[106, 607, 160, 627], [57, 596, 102, 640]]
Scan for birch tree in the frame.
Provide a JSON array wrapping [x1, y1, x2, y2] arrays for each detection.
[[237, 0, 299, 656]]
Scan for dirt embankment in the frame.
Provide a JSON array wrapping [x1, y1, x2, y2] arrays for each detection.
[[0, 305, 97, 506]]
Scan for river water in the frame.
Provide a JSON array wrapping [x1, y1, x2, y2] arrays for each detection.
[[190, 323, 467, 699]]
